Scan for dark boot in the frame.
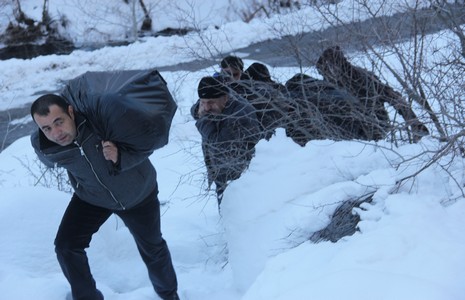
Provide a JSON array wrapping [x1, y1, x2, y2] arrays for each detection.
[[161, 292, 180, 300], [66, 289, 103, 300]]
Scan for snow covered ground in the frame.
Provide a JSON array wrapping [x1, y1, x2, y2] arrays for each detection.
[[1, 1, 464, 300]]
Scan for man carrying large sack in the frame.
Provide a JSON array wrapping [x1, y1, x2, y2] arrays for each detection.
[[30, 69, 179, 300]]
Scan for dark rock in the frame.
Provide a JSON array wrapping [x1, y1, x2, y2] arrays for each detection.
[[154, 27, 193, 37], [0, 37, 75, 60], [310, 193, 374, 243]]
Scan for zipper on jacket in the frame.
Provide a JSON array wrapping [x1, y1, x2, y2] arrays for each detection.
[[74, 140, 126, 210]]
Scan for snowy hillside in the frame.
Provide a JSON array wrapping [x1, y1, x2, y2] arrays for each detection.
[[1, 1, 465, 300]]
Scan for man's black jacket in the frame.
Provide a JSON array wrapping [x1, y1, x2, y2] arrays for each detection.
[[191, 96, 262, 187]]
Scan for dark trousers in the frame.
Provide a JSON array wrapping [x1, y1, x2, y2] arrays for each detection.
[[55, 189, 178, 300]]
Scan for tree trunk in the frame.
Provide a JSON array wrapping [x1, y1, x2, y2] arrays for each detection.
[[139, 0, 152, 31]]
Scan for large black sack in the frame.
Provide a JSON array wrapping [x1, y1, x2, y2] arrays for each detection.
[[61, 69, 177, 153], [284, 73, 370, 144]]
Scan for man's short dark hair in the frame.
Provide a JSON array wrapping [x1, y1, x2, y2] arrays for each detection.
[[220, 55, 244, 71], [30, 94, 70, 119]]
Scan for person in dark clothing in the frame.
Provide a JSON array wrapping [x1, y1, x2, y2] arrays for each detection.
[[244, 62, 273, 83], [191, 76, 262, 205], [316, 46, 429, 142], [243, 62, 289, 96], [30, 94, 179, 300], [236, 63, 290, 141], [284, 73, 370, 146], [219, 55, 251, 81]]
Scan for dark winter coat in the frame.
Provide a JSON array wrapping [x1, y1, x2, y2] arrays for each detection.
[[31, 113, 157, 210], [191, 95, 262, 189], [228, 79, 291, 140]]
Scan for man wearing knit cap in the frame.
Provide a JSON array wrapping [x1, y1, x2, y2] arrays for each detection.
[[191, 76, 262, 205], [196, 76, 230, 116]]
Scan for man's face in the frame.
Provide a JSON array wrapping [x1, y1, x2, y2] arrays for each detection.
[[199, 95, 228, 115], [221, 67, 241, 81], [33, 104, 77, 146]]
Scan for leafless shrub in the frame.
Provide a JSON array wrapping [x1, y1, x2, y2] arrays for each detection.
[[229, 0, 343, 23], [18, 156, 72, 194], [297, 0, 465, 183], [0, 111, 12, 153], [177, 0, 465, 205], [66, 0, 158, 43]]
